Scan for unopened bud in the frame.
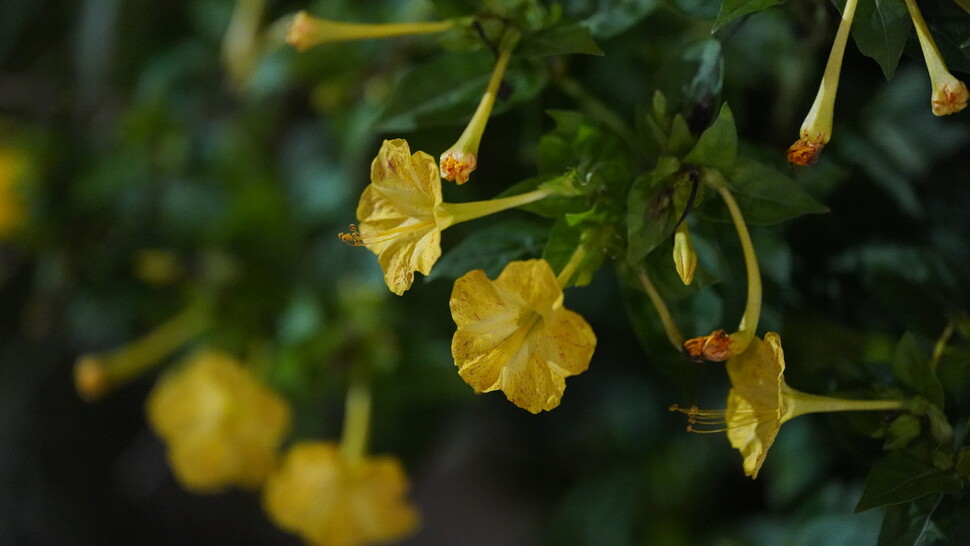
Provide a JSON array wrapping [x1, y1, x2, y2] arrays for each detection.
[[672, 222, 697, 286]]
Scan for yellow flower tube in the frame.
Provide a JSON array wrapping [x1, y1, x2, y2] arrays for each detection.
[[903, 0, 969, 116], [439, 29, 521, 185], [787, 0, 859, 166], [287, 10, 454, 51], [672, 333, 904, 478]]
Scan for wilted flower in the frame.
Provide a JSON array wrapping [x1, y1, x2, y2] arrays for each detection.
[[341, 139, 556, 295], [787, 0, 859, 166], [439, 29, 520, 185], [450, 259, 596, 413], [146, 349, 291, 492], [903, 0, 968, 116], [672, 333, 903, 478], [287, 10, 453, 52], [263, 442, 419, 546]]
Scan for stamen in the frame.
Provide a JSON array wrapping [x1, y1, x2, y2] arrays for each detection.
[[339, 224, 365, 246], [338, 220, 436, 247]]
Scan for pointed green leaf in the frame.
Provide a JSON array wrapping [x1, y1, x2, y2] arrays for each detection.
[[428, 220, 548, 281], [856, 451, 961, 512], [683, 103, 736, 173], [834, 0, 912, 79], [892, 333, 945, 409], [518, 24, 604, 57]]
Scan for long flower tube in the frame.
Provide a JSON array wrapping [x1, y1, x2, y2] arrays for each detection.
[[439, 29, 521, 185], [287, 10, 455, 51], [786, 0, 859, 166]]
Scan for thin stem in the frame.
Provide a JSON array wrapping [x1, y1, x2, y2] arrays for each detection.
[[440, 187, 551, 225], [931, 320, 955, 371], [637, 269, 684, 349], [340, 361, 373, 462], [707, 171, 761, 356], [556, 245, 587, 288]]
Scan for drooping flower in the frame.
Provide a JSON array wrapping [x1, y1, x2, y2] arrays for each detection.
[[787, 0, 859, 166], [287, 10, 454, 52], [262, 442, 420, 546], [439, 29, 520, 185], [146, 349, 291, 492], [450, 259, 596, 413], [672, 333, 903, 478], [341, 139, 557, 295], [903, 0, 968, 116]]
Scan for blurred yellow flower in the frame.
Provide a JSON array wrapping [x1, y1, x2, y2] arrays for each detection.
[[0, 148, 26, 238], [287, 10, 454, 52], [146, 349, 291, 492], [263, 442, 419, 546], [672, 333, 903, 478], [342, 139, 556, 295], [450, 259, 596, 413]]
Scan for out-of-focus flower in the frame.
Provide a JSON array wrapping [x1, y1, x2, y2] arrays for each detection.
[[672, 333, 903, 478], [286, 10, 454, 52], [0, 148, 26, 239], [903, 0, 968, 116], [341, 139, 555, 295], [146, 349, 291, 492], [439, 29, 520, 185], [263, 442, 419, 546], [222, 0, 266, 89], [787, 0, 859, 166], [450, 259, 596, 413]]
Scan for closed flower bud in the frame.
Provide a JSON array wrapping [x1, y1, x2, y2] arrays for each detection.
[[672, 222, 697, 286]]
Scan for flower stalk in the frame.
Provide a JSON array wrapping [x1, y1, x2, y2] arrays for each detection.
[[637, 269, 684, 349], [786, 0, 858, 166], [556, 244, 588, 288], [903, 0, 969, 116], [287, 10, 455, 51], [74, 300, 211, 401], [439, 29, 521, 185], [340, 360, 373, 463]]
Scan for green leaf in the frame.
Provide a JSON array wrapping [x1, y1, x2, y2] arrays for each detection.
[[877, 495, 946, 546], [376, 52, 547, 132], [581, 0, 662, 39], [427, 220, 548, 281], [696, 158, 829, 225], [626, 157, 683, 264], [683, 103, 736, 173], [834, 0, 912, 79], [892, 333, 945, 409], [713, 0, 784, 32], [856, 451, 962, 512], [518, 24, 604, 57]]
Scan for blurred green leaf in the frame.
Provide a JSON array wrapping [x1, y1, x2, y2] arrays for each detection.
[[877, 494, 945, 545], [713, 0, 784, 32], [626, 157, 683, 264], [427, 219, 548, 281], [580, 0, 661, 39], [518, 24, 604, 57], [856, 451, 961, 512], [834, 0, 911, 79], [892, 333, 945, 409]]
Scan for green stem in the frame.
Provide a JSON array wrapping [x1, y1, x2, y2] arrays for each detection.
[[340, 361, 373, 462], [556, 245, 587, 288], [440, 187, 551, 226], [931, 321, 955, 371], [707, 170, 761, 356], [637, 269, 684, 349]]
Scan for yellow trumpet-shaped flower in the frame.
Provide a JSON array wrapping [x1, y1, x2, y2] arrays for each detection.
[[287, 10, 454, 52], [146, 349, 291, 492], [450, 259, 596, 413], [903, 0, 968, 116], [787, 0, 859, 166], [672, 333, 903, 478], [341, 139, 555, 295], [262, 442, 420, 546]]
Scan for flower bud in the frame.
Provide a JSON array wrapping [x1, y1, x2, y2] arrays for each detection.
[[672, 222, 697, 286]]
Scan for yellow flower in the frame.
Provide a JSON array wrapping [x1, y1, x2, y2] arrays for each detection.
[[672, 333, 902, 478], [342, 139, 556, 295], [787, 0, 859, 166], [450, 259, 596, 413], [287, 10, 454, 52], [263, 442, 419, 546], [146, 349, 291, 492], [0, 148, 26, 238]]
